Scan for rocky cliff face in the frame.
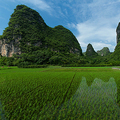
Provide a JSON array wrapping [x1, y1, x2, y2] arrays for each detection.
[[86, 43, 98, 57], [97, 47, 110, 56], [0, 5, 83, 57], [0, 38, 21, 57]]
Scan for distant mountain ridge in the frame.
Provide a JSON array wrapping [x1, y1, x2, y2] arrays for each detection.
[[0, 5, 83, 57]]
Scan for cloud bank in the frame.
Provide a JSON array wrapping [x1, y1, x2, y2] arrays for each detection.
[[66, 0, 120, 52], [10, 0, 53, 14]]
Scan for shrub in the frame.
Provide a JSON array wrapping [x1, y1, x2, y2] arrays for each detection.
[[17, 63, 48, 68], [17, 61, 30, 68], [62, 64, 113, 67]]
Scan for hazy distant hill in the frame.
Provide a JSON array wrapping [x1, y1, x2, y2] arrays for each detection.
[[97, 47, 110, 56]]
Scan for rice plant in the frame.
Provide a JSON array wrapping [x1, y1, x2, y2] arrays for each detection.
[[0, 66, 120, 119]]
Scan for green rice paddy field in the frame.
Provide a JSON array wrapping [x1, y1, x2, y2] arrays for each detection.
[[0, 66, 120, 120]]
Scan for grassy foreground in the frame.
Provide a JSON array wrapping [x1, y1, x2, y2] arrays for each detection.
[[0, 66, 120, 120]]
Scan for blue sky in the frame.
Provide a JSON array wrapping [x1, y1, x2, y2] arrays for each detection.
[[0, 0, 120, 52]]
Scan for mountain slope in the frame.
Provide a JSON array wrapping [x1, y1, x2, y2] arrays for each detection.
[[86, 43, 98, 57], [116, 22, 120, 44], [0, 5, 83, 57], [97, 47, 110, 56], [111, 42, 120, 60]]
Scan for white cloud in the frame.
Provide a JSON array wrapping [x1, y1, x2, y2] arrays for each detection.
[[10, 0, 53, 14], [92, 42, 115, 52], [103, 0, 120, 6], [78, 41, 115, 53], [10, 0, 68, 17], [28, 0, 52, 12], [76, 20, 116, 41], [55, 6, 67, 18], [67, 23, 76, 28], [0, 5, 13, 12], [75, 17, 118, 52], [68, 0, 120, 52]]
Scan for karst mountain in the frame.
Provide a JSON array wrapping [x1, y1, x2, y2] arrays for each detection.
[[0, 5, 83, 57]]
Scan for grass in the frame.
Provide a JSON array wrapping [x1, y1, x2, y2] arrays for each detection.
[[0, 65, 120, 120]]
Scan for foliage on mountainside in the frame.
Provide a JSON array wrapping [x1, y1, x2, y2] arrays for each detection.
[[0, 5, 82, 55], [116, 22, 120, 44], [97, 47, 110, 56], [2, 5, 46, 41], [110, 42, 120, 61], [86, 43, 98, 57], [45, 25, 83, 54], [1, 5, 120, 67]]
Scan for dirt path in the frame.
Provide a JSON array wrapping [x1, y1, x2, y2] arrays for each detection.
[[112, 67, 120, 70]]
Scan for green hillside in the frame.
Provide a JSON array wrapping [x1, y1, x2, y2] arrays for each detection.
[[97, 47, 110, 56], [86, 43, 98, 57], [111, 42, 120, 61], [0, 5, 82, 55]]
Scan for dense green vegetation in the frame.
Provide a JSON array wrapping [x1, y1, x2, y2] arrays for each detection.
[[116, 22, 120, 44], [85, 43, 98, 57], [0, 66, 120, 119], [0, 4, 120, 67], [97, 47, 110, 56], [110, 42, 120, 61], [0, 5, 82, 55], [0, 3, 120, 120], [1, 49, 120, 67]]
